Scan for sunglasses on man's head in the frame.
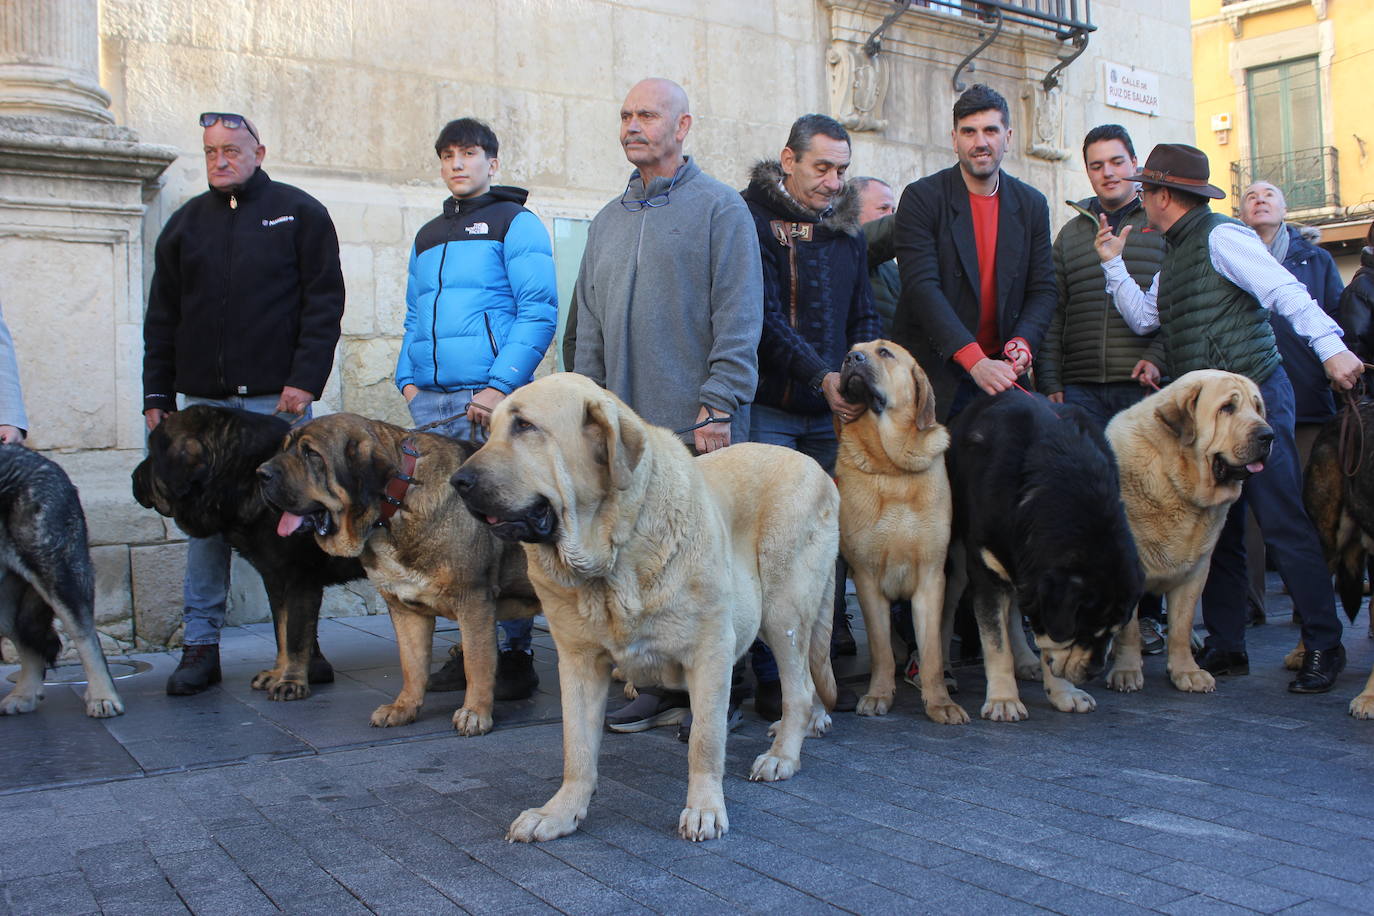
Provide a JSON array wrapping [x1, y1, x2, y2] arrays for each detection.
[[199, 112, 259, 143]]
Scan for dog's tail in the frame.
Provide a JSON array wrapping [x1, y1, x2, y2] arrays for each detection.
[[810, 567, 838, 711]]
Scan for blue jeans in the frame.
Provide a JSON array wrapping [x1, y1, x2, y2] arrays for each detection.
[[748, 404, 838, 474], [1201, 367, 1343, 653], [1063, 381, 1150, 432], [748, 404, 841, 682], [179, 393, 305, 646], [406, 388, 532, 651]]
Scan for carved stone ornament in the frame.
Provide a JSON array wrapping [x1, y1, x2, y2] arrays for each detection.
[[1022, 82, 1069, 161], [827, 40, 890, 133]]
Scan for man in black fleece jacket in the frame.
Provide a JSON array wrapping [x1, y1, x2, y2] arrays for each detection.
[[142, 112, 344, 696]]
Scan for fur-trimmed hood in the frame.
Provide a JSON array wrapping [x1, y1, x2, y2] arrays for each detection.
[[743, 160, 862, 235]]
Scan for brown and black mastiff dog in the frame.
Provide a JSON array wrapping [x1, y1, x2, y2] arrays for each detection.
[[256, 413, 540, 735], [835, 340, 963, 724], [133, 405, 364, 700], [453, 373, 839, 843]]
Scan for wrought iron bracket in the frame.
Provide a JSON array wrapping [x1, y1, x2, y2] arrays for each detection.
[[1042, 29, 1089, 92], [863, 0, 913, 58], [952, 7, 1004, 92]]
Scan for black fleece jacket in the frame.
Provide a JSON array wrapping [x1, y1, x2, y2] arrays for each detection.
[[742, 161, 880, 415], [143, 168, 345, 412]]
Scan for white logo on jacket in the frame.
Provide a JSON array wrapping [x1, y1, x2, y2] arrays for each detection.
[[262, 215, 296, 227], [465, 222, 489, 235]]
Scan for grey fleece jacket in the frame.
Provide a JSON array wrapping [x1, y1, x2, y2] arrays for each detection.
[[572, 156, 763, 439]]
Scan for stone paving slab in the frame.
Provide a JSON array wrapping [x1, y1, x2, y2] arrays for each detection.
[[2, 579, 1374, 913]]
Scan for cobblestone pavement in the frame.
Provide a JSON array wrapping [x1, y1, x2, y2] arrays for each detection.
[[2, 580, 1373, 914]]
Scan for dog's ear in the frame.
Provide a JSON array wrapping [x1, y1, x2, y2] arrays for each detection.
[[1154, 382, 1200, 446], [912, 365, 937, 431], [343, 430, 394, 502], [165, 437, 210, 498], [585, 395, 644, 491], [1038, 571, 1085, 644]]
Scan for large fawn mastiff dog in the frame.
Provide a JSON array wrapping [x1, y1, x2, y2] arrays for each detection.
[[453, 373, 839, 843], [1106, 370, 1272, 694], [834, 340, 963, 724]]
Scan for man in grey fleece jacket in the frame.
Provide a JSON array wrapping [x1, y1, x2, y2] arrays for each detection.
[[571, 78, 763, 454], [569, 77, 764, 737]]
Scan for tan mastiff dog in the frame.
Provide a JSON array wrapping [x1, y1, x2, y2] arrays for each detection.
[[834, 340, 964, 724], [452, 373, 839, 843], [1105, 370, 1272, 693], [257, 414, 539, 735]]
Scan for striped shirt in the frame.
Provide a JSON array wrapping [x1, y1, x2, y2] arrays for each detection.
[[1102, 221, 1347, 362]]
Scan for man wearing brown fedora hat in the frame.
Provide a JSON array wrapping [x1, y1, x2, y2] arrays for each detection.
[[1096, 142, 1363, 695]]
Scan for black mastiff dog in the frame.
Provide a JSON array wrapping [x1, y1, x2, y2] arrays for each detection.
[[132, 406, 364, 700], [0, 445, 123, 717], [945, 391, 1143, 721]]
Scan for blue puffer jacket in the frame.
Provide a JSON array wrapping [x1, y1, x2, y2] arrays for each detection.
[[395, 186, 557, 394]]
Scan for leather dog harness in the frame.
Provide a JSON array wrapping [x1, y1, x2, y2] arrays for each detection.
[[375, 438, 420, 529]]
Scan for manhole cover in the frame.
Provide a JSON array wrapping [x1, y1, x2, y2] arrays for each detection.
[[7, 659, 153, 686]]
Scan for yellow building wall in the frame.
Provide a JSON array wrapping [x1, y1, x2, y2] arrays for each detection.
[[1193, 0, 1374, 217]]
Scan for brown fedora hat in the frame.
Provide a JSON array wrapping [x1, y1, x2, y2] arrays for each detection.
[[1128, 143, 1226, 200]]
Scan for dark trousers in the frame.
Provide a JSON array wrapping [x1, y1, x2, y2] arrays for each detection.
[[1201, 367, 1343, 653]]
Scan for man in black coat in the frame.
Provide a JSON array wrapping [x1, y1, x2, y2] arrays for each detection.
[[142, 111, 345, 696], [892, 84, 1056, 420]]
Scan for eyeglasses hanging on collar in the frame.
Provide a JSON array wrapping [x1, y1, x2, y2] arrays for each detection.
[[620, 167, 682, 212]]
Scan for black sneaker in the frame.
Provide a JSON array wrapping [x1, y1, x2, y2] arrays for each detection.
[[427, 645, 466, 692], [832, 613, 857, 658], [494, 649, 539, 701], [676, 704, 743, 742], [166, 644, 221, 696], [605, 689, 690, 732], [1288, 644, 1346, 694]]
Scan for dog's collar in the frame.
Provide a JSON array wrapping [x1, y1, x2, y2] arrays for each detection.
[[376, 438, 420, 529]]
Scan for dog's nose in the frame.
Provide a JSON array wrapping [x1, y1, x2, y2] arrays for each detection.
[[451, 466, 476, 495], [843, 350, 866, 366], [256, 464, 274, 483]]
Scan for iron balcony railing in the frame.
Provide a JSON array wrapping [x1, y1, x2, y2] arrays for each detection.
[[1230, 147, 1339, 213]]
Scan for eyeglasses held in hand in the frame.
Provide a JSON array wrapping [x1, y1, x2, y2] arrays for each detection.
[[199, 112, 260, 143], [620, 168, 681, 212]]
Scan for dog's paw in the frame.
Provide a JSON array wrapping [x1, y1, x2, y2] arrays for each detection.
[[268, 678, 311, 702], [1047, 686, 1096, 713], [0, 691, 41, 715], [1350, 693, 1374, 719], [508, 806, 581, 843], [452, 707, 494, 736], [1170, 667, 1216, 693], [1015, 662, 1042, 682], [750, 753, 799, 782], [855, 692, 892, 717], [981, 697, 1028, 722], [1283, 647, 1305, 671], [251, 669, 282, 691], [83, 693, 124, 718], [806, 709, 832, 737], [678, 805, 728, 841], [369, 702, 419, 727], [924, 699, 970, 725], [1106, 666, 1144, 693]]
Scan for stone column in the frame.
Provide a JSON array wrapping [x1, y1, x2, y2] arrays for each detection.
[[0, 0, 181, 650], [0, 0, 113, 123]]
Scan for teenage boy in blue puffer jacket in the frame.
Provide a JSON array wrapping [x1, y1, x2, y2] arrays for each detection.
[[397, 117, 557, 700]]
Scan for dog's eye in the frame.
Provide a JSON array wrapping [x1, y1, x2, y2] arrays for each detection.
[[513, 416, 536, 433], [877, 347, 893, 359], [1220, 402, 1236, 414]]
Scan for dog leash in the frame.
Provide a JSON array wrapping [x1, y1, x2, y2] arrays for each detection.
[[1337, 367, 1374, 479], [674, 407, 732, 437]]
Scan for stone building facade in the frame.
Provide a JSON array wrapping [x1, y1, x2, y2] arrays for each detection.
[[0, 0, 1193, 651]]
